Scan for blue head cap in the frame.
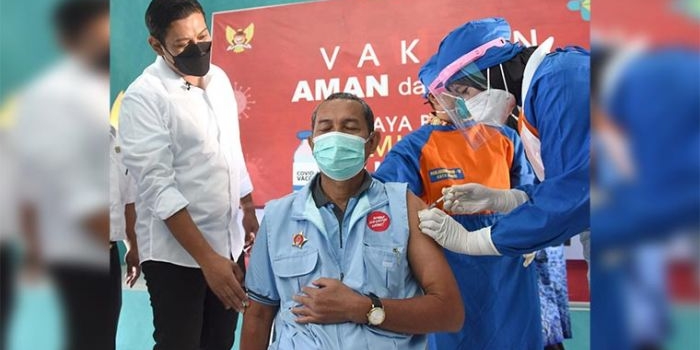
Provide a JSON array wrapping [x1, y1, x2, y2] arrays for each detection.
[[418, 54, 439, 99], [435, 17, 524, 85]]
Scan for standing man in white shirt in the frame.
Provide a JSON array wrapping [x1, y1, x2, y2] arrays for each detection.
[[13, 1, 113, 349], [118, 0, 258, 348]]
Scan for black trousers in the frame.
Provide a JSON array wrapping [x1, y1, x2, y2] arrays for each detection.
[[142, 254, 246, 350], [0, 244, 15, 350], [49, 244, 121, 350]]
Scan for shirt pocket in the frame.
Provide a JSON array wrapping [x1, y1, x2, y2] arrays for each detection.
[[362, 244, 406, 297], [272, 248, 319, 297]]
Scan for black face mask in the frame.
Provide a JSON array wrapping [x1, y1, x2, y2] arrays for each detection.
[[164, 41, 212, 77]]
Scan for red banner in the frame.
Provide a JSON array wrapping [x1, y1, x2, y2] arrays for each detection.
[[211, 0, 589, 206]]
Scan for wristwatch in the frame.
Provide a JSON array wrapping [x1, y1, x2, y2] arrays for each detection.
[[366, 292, 386, 326]]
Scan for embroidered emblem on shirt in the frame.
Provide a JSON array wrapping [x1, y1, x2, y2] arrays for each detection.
[[367, 211, 391, 232], [292, 232, 308, 248]]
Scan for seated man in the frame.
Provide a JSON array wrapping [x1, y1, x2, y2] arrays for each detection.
[[242, 92, 463, 350]]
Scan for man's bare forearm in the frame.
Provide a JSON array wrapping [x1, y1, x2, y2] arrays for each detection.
[[240, 193, 255, 213], [83, 209, 110, 245], [124, 203, 137, 250], [20, 203, 40, 263], [347, 293, 462, 334], [241, 301, 277, 350], [164, 208, 217, 265]]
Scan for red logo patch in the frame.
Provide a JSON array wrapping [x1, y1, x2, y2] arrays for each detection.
[[367, 211, 390, 232]]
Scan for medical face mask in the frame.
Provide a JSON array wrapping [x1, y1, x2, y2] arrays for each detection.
[[164, 41, 212, 77], [312, 131, 370, 181], [461, 65, 516, 125]]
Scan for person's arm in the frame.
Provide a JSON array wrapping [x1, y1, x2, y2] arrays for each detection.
[[241, 301, 278, 350], [490, 56, 591, 255], [372, 131, 427, 197], [19, 202, 42, 277], [240, 193, 258, 247], [164, 208, 247, 311], [123, 203, 140, 287], [82, 209, 110, 246], [292, 192, 464, 334], [242, 215, 280, 347], [363, 193, 463, 333]]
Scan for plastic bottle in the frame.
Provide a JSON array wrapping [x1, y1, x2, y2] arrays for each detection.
[[292, 130, 319, 191]]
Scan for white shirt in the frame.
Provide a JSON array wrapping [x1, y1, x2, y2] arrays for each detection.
[[109, 127, 136, 242], [11, 58, 109, 266], [118, 57, 252, 268]]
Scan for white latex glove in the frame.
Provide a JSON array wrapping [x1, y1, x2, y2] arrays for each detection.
[[442, 183, 529, 214], [418, 208, 537, 267], [418, 208, 500, 255]]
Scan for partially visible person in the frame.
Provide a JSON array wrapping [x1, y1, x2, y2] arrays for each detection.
[[0, 99, 20, 350], [242, 93, 464, 350], [375, 54, 542, 349], [590, 44, 699, 350], [11, 0, 113, 349], [534, 246, 572, 350], [109, 125, 140, 294], [118, 0, 258, 348]]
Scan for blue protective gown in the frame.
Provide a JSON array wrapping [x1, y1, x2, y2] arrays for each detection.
[[594, 48, 700, 247], [374, 122, 542, 350], [591, 48, 700, 350], [491, 47, 591, 256]]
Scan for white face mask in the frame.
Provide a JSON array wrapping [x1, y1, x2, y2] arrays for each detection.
[[464, 64, 516, 125]]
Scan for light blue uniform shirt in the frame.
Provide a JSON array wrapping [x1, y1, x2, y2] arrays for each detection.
[[246, 173, 426, 350]]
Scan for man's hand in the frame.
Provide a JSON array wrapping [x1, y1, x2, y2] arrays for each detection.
[[442, 183, 528, 214], [242, 210, 258, 249], [124, 247, 141, 288], [200, 254, 248, 312], [240, 193, 259, 249], [242, 211, 258, 253], [291, 278, 369, 325]]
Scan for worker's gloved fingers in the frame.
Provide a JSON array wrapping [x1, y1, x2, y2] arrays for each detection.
[[453, 200, 474, 214], [445, 196, 484, 213], [447, 183, 483, 197], [418, 219, 442, 233], [443, 198, 457, 212], [418, 208, 447, 221], [418, 208, 449, 242], [449, 200, 486, 215]]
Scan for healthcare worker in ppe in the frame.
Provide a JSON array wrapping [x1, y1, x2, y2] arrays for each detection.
[[375, 53, 543, 349], [418, 17, 590, 258]]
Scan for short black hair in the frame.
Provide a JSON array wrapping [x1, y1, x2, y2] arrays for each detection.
[[311, 93, 375, 132], [53, 0, 109, 43], [145, 0, 205, 43]]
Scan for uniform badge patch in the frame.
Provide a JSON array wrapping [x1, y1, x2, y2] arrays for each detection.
[[292, 232, 308, 248]]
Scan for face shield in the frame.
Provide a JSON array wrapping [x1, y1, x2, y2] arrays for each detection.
[[429, 38, 517, 149]]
